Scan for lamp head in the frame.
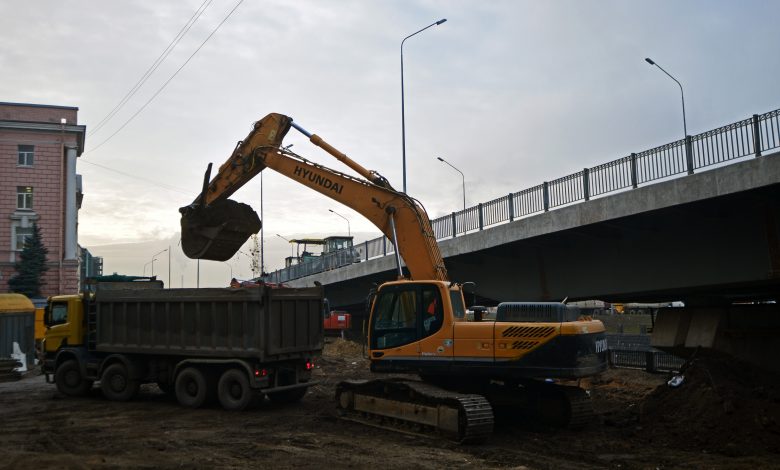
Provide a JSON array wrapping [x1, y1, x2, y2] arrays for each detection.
[[645, 58, 655, 65], [437, 157, 444, 162], [436, 18, 447, 25]]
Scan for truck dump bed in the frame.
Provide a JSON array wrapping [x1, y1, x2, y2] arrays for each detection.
[[91, 286, 323, 361]]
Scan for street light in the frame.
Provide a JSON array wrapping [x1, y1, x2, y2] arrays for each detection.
[[328, 209, 351, 237], [401, 18, 447, 194], [645, 57, 687, 138], [436, 157, 465, 211], [151, 248, 168, 277], [276, 234, 294, 258], [143, 259, 157, 276]]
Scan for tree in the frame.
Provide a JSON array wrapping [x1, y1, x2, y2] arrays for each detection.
[[8, 223, 49, 297]]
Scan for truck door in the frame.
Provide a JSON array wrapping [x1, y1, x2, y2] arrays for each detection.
[[43, 301, 72, 352]]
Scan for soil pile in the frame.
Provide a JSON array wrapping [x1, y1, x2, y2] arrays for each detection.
[[323, 338, 365, 359], [639, 354, 780, 456]]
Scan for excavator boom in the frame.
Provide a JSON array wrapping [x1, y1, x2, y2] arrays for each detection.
[[179, 113, 447, 281]]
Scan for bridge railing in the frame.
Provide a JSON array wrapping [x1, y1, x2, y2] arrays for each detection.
[[264, 107, 780, 284]]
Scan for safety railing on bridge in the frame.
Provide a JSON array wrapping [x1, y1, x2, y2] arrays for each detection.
[[264, 108, 780, 284]]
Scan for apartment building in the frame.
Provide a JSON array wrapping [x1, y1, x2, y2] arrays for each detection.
[[0, 102, 86, 296]]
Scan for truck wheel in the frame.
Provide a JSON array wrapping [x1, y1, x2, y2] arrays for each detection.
[[268, 386, 308, 404], [217, 369, 252, 411], [175, 367, 208, 408], [55, 359, 92, 397], [101, 363, 140, 401]]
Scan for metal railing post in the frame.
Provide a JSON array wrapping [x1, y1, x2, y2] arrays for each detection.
[[645, 351, 657, 373], [383, 237, 387, 256], [630, 153, 638, 188], [583, 168, 590, 201], [508, 193, 514, 222], [684, 136, 694, 174], [364, 241, 368, 261], [478, 203, 484, 230], [543, 182, 550, 212], [451, 212, 457, 238], [753, 114, 763, 157]]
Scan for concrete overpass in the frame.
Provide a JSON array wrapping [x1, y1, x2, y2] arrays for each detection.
[[285, 153, 780, 309]]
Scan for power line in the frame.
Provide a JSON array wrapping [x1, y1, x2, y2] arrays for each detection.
[[80, 158, 191, 195], [89, 0, 213, 137], [86, 0, 245, 155]]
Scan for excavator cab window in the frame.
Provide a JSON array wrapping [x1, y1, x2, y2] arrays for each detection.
[[370, 284, 443, 349], [449, 290, 466, 320]]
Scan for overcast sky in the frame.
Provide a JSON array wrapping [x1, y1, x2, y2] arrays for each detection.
[[2, 1, 779, 287]]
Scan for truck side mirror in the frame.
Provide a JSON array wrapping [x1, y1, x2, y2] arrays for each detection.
[[43, 305, 51, 327]]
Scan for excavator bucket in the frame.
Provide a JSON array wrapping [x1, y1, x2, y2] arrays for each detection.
[[179, 199, 261, 261]]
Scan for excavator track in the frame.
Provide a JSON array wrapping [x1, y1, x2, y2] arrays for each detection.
[[486, 381, 594, 429], [336, 379, 494, 444]]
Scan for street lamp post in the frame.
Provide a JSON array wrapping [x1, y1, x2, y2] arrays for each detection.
[[276, 234, 294, 258], [436, 157, 466, 211], [645, 57, 687, 138], [328, 209, 351, 237], [151, 248, 168, 277], [401, 18, 447, 194], [143, 259, 157, 276]]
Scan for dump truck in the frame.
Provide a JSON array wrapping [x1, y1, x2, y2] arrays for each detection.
[[41, 278, 324, 410]]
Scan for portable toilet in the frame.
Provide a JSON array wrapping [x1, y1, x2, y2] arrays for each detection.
[[0, 294, 36, 368]]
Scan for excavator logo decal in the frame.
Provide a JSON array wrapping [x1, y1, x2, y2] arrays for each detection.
[[293, 166, 344, 194]]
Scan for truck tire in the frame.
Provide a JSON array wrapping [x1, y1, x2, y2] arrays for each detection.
[[217, 369, 252, 411], [55, 359, 93, 397], [268, 385, 308, 404], [175, 367, 208, 408], [101, 363, 140, 401]]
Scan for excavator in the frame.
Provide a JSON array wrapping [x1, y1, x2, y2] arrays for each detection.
[[179, 113, 608, 443]]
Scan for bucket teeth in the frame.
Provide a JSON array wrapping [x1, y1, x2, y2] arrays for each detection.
[[180, 199, 260, 261]]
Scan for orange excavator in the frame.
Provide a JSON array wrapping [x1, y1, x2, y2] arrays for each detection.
[[180, 113, 607, 442]]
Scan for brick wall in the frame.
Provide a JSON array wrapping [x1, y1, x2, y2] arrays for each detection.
[[0, 103, 78, 124], [0, 102, 82, 296]]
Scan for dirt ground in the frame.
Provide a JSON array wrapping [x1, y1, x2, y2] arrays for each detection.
[[1, 341, 778, 470]]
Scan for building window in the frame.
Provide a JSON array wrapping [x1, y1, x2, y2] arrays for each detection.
[[17, 145, 34, 166], [13, 225, 33, 251], [17, 186, 33, 210]]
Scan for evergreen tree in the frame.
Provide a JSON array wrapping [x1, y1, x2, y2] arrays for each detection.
[[8, 223, 49, 297]]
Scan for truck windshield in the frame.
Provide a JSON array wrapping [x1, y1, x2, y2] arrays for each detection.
[[49, 303, 68, 326]]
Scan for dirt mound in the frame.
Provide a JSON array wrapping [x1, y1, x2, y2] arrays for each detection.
[[639, 354, 780, 456], [323, 338, 364, 359]]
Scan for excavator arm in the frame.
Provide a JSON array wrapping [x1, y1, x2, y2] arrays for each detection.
[[179, 113, 448, 282]]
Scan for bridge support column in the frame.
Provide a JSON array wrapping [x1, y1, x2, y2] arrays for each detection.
[[653, 305, 780, 373]]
